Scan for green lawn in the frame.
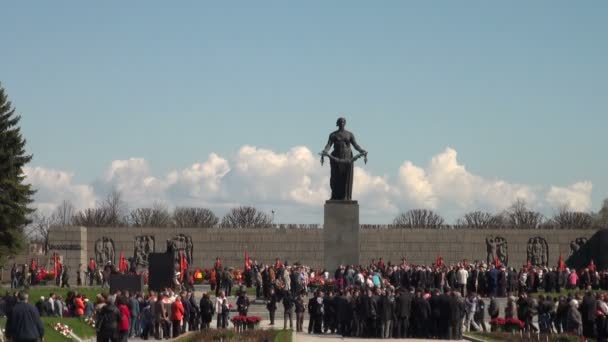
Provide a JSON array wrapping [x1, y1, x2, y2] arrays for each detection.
[[0, 316, 95, 342], [7, 286, 107, 302]]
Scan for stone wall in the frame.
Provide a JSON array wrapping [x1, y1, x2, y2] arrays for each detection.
[[360, 228, 596, 267], [41, 226, 598, 278]]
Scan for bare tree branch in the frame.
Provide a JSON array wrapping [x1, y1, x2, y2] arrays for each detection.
[[129, 203, 172, 227], [456, 211, 506, 229], [221, 206, 272, 228], [393, 209, 445, 229], [173, 207, 219, 228], [503, 198, 545, 229], [548, 204, 593, 229]]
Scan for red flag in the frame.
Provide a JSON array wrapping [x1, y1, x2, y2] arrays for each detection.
[[494, 255, 501, 268], [436, 255, 443, 267], [119, 251, 129, 273], [53, 253, 59, 279], [180, 251, 188, 281], [558, 254, 566, 272], [589, 259, 596, 272]]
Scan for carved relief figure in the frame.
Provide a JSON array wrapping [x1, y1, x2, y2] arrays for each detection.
[[569, 237, 588, 256], [486, 236, 508, 266], [527, 236, 549, 267], [94, 237, 116, 266], [133, 235, 155, 266], [167, 234, 193, 265]]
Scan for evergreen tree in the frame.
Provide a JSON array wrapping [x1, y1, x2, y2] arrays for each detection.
[[0, 83, 35, 262]]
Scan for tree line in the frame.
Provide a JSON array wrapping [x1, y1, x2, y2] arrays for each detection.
[[393, 198, 608, 230]]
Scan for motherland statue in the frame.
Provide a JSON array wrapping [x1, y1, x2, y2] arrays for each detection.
[[320, 117, 368, 201]]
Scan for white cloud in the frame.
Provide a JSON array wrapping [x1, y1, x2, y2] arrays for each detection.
[[396, 147, 537, 213], [23, 166, 96, 213], [24, 146, 594, 222], [546, 181, 593, 211]]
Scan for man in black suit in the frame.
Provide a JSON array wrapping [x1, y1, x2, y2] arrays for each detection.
[[395, 288, 413, 338]]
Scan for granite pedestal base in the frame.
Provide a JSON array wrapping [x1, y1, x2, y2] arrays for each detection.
[[324, 200, 360, 273]]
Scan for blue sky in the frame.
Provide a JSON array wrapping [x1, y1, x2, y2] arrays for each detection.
[[2, 1, 607, 222]]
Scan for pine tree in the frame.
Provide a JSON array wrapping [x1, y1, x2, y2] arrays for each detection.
[[0, 82, 35, 262]]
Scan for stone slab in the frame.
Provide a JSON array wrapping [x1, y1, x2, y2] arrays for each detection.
[[324, 200, 359, 272]]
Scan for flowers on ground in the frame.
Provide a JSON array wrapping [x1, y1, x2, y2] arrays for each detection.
[[53, 322, 73, 338], [83, 317, 96, 328], [490, 317, 525, 331], [230, 315, 262, 324]]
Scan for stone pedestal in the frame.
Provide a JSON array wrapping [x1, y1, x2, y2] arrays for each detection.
[[47, 226, 87, 277], [324, 200, 359, 273]]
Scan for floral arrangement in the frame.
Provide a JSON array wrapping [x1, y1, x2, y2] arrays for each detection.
[[53, 322, 73, 338], [490, 317, 525, 331], [230, 315, 262, 331], [194, 269, 204, 283], [83, 317, 96, 328]]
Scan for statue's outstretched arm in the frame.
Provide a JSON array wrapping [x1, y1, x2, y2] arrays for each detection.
[[321, 134, 334, 165], [350, 133, 367, 155]]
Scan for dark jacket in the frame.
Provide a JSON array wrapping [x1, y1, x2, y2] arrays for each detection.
[[396, 291, 413, 319], [5, 302, 45, 341], [199, 298, 214, 322], [97, 303, 122, 337], [379, 295, 395, 322]]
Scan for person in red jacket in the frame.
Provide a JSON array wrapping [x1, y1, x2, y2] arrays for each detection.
[[171, 294, 185, 337], [73, 294, 85, 317], [117, 295, 131, 342]]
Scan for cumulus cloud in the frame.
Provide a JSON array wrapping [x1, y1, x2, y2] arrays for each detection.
[[396, 148, 538, 214], [546, 181, 593, 211], [23, 166, 96, 213], [23, 146, 594, 222]]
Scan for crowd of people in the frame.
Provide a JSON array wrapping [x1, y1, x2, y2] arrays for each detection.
[[4, 256, 608, 341]]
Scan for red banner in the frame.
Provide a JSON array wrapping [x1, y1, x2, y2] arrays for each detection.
[[558, 254, 566, 272]]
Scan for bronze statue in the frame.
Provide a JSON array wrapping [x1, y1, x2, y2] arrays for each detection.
[[320, 117, 368, 201]]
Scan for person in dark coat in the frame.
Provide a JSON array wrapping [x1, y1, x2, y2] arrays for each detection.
[[236, 290, 250, 316], [544, 268, 557, 293], [267, 288, 278, 326], [199, 293, 214, 330], [371, 289, 381, 337], [448, 291, 464, 340], [309, 291, 324, 334], [307, 293, 317, 334], [96, 295, 122, 342], [295, 291, 306, 333], [357, 289, 374, 337], [335, 290, 352, 337], [581, 291, 598, 339], [428, 290, 441, 338], [411, 290, 430, 338], [497, 268, 507, 297], [379, 288, 396, 338], [323, 290, 336, 334], [5, 293, 45, 342], [395, 288, 413, 338], [282, 290, 294, 330]]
